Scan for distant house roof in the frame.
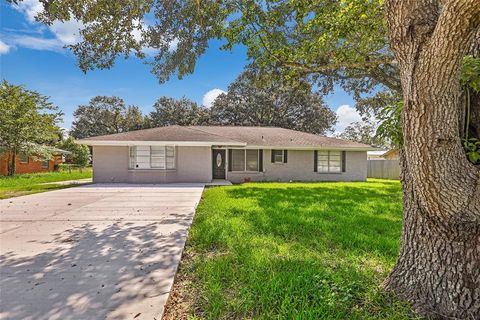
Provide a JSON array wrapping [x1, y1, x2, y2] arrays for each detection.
[[77, 126, 377, 150], [49, 147, 72, 155], [367, 150, 388, 156], [382, 148, 400, 159]]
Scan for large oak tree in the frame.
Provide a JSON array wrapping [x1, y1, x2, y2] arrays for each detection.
[[18, 0, 480, 317], [149, 96, 210, 127], [210, 66, 337, 134], [383, 1, 479, 317], [70, 96, 148, 138]]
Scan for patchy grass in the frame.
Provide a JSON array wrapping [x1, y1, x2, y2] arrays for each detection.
[[164, 180, 419, 320], [0, 168, 92, 199]]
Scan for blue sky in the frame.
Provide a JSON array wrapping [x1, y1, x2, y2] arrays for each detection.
[[0, 0, 361, 132]]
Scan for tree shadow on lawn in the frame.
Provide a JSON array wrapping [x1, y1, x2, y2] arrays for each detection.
[[0, 220, 188, 320]]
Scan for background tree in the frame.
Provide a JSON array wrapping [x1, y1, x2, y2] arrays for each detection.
[[123, 105, 150, 132], [210, 67, 337, 134], [149, 97, 209, 127], [24, 0, 480, 317], [70, 96, 147, 138], [0, 80, 63, 175], [56, 136, 90, 167], [337, 121, 388, 148]]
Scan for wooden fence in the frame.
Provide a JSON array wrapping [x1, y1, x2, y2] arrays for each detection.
[[367, 160, 400, 180]]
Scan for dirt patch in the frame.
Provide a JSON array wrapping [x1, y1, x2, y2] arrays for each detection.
[[162, 249, 200, 320]]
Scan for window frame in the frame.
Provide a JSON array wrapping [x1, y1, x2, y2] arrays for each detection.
[[272, 150, 284, 164], [41, 159, 49, 168], [230, 148, 260, 172], [128, 146, 176, 170], [19, 153, 29, 164], [317, 150, 342, 173]]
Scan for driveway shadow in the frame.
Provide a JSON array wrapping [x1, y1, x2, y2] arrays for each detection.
[[0, 221, 187, 320]]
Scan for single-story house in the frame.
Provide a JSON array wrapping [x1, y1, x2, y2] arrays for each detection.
[[77, 126, 376, 184], [367, 150, 388, 160], [382, 148, 400, 160], [0, 148, 69, 176]]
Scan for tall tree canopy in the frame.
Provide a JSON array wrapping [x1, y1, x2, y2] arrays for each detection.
[[337, 121, 388, 148], [28, 0, 401, 119], [19, 0, 480, 318], [149, 96, 210, 127], [70, 96, 148, 138], [210, 67, 337, 134], [0, 80, 63, 175]]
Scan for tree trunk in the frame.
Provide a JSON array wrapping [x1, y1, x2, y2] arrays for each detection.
[[385, 152, 480, 318], [384, 1, 480, 318], [7, 152, 16, 176]]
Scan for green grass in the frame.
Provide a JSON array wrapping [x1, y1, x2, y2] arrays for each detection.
[[173, 180, 418, 319], [0, 168, 92, 199]]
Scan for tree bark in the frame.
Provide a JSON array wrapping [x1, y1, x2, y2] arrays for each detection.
[[7, 151, 16, 176], [384, 1, 480, 318]]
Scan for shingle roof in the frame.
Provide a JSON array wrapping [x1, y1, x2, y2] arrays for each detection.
[[78, 125, 375, 150], [78, 126, 243, 143]]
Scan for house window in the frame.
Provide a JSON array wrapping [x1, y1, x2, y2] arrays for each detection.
[[231, 149, 259, 171], [272, 150, 284, 163], [318, 151, 342, 173], [129, 146, 175, 169], [246, 150, 259, 171], [41, 160, 49, 168], [19, 154, 29, 163]]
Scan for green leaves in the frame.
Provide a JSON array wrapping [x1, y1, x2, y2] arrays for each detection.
[[0, 80, 63, 149], [70, 96, 148, 138], [463, 138, 480, 165], [209, 65, 337, 134], [57, 137, 90, 167], [460, 55, 480, 92], [0, 80, 63, 175], [375, 101, 403, 147]]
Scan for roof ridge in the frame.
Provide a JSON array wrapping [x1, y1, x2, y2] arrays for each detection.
[[186, 126, 246, 143]]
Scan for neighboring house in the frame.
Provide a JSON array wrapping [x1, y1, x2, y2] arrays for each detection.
[[367, 150, 388, 160], [382, 148, 400, 160], [0, 148, 68, 176], [77, 126, 376, 184]]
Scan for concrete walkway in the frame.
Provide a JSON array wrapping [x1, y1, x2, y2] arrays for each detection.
[[40, 178, 93, 186], [0, 183, 204, 320]]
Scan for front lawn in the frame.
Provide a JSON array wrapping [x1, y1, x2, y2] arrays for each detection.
[[164, 180, 419, 319], [0, 168, 92, 199]]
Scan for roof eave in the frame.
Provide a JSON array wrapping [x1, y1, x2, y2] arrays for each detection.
[[244, 145, 379, 151], [76, 140, 247, 147]]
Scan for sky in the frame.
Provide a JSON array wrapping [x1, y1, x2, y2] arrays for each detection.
[[0, 0, 362, 133]]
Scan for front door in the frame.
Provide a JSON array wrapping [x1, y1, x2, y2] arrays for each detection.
[[212, 149, 226, 179]]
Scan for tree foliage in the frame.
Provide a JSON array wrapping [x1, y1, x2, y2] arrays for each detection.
[[337, 121, 388, 148], [21, 0, 400, 135], [70, 96, 148, 138], [0, 80, 63, 175], [56, 136, 90, 167], [149, 96, 210, 127], [210, 66, 337, 134]]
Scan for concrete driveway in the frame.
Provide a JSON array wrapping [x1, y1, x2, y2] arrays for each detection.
[[0, 184, 204, 320]]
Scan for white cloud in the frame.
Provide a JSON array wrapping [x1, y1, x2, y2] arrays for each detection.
[[50, 20, 83, 45], [0, 40, 11, 54], [6, 34, 63, 52], [14, 0, 43, 23], [11, 0, 83, 51], [202, 88, 226, 108], [334, 104, 362, 133]]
